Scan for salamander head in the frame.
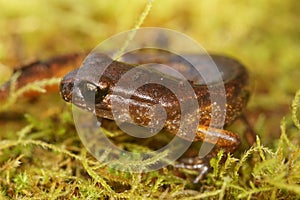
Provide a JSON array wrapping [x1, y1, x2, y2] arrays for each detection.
[[60, 53, 113, 113]]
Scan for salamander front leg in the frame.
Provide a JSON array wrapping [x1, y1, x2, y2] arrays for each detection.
[[175, 125, 241, 182], [194, 125, 241, 154], [175, 156, 211, 183]]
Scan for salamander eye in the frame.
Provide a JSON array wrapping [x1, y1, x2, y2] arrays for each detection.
[[77, 81, 99, 104], [78, 81, 109, 105], [86, 82, 98, 92]]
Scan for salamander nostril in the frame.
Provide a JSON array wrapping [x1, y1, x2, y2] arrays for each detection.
[[60, 68, 79, 103], [60, 80, 74, 102]]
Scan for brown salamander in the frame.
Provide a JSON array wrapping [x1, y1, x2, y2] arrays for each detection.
[[0, 49, 250, 181], [60, 49, 250, 179]]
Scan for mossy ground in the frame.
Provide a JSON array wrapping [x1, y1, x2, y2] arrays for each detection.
[[0, 0, 299, 199]]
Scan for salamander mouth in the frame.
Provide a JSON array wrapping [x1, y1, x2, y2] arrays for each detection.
[[60, 69, 91, 112], [60, 78, 95, 113], [60, 68, 111, 113]]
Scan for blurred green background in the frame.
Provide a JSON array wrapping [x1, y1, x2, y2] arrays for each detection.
[[0, 0, 299, 143], [0, 0, 299, 198]]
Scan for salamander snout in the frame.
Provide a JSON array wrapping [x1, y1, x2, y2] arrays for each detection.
[[60, 69, 78, 103], [60, 66, 112, 113]]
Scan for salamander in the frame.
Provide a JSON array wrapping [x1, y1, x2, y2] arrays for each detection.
[[60, 49, 250, 179], [0, 49, 250, 181]]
